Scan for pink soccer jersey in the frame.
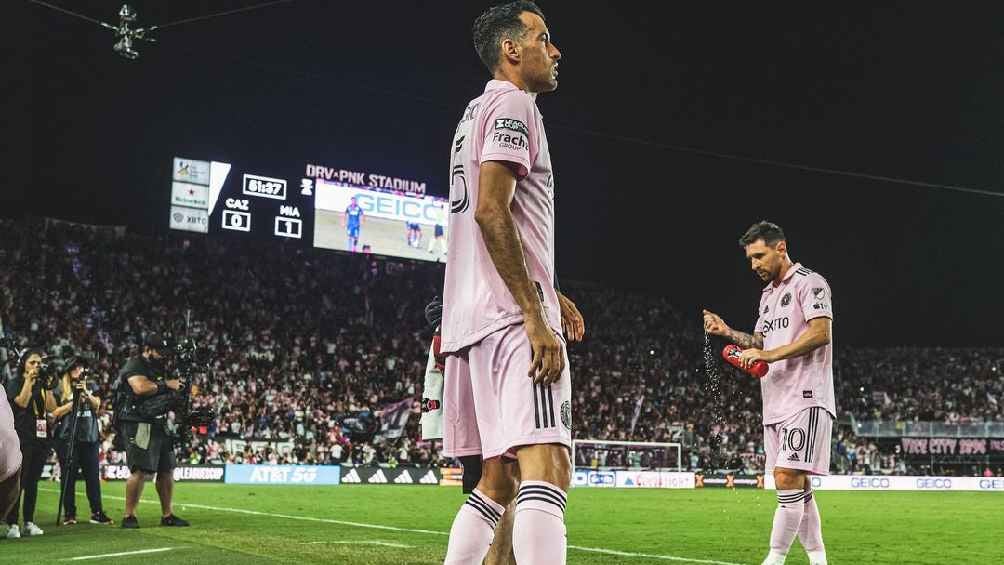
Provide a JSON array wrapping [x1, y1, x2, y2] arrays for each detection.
[[0, 386, 22, 481], [754, 262, 836, 425], [440, 80, 561, 353]]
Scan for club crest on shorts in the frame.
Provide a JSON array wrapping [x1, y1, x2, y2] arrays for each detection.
[[781, 292, 792, 307], [560, 400, 571, 431]]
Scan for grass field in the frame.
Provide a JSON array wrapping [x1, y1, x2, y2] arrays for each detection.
[[1, 483, 1000, 564]]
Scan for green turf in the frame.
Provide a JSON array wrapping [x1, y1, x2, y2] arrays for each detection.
[[0, 482, 1000, 564]]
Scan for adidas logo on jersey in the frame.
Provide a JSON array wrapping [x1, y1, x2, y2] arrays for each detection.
[[788, 452, 800, 462], [419, 470, 438, 485], [368, 470, 388, 484], [342, 469, 361, 483], [394, 472, 414, 485]]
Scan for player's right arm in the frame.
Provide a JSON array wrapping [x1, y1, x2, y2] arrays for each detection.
[[476, 161, 564, 385], [702, 309, 764, 349]]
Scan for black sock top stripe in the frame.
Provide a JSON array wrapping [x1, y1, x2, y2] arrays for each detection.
[[465, 500, 498, 526], [467, 498, 501, 522], [469, 492, 502, 519], [515, 495, 566, 511], [517, 490, 567, 510], [518, 484, 567, 502]]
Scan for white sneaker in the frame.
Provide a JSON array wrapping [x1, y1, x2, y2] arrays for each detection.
[[761, 550, 787, 565], [23, 522, 44, 536], [5, 524, 20, 539]]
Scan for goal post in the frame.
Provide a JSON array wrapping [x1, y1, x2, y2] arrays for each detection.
[[572, 439, 683, 472]]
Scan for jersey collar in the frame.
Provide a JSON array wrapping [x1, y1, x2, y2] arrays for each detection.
[[763, 261, 801, 292], [485, 79, 539, 101]]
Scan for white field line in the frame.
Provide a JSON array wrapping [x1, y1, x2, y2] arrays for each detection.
[[303, 540, 415, 548], [41, 488, 745, 565], [61, 547, 179, 561]]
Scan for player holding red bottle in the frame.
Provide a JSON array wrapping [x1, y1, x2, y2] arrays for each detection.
[[703, 220, 835, 565]]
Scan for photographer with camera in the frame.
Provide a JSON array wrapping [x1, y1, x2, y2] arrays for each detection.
[[49, 357, 113, 526], [115, 334, 189, 529], [4, 349, 55, 539]]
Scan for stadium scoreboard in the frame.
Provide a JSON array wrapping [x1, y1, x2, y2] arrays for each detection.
[[169, 156, 449, 263]]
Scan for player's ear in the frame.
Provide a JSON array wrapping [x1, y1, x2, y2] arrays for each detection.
[[776, 240, 787, 255], [501, 37, 520, 65]]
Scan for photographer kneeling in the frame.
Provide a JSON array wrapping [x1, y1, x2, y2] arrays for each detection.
[[49, 357, 113, 525], [116, 335, 189, 529]]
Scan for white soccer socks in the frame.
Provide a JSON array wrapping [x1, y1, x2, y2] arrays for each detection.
[[798, 490, 827, 565], [444, 489, 506, 565], [763, 489, 807, 565], [512, 480, 567, 565]]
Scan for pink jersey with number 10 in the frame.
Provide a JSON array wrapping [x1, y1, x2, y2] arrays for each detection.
[[755, 262, 837, 425], [440, 80, 561, 353]]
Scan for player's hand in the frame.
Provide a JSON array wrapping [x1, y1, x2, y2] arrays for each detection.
[[557, 291, 585, 342], [702, 309, 731, 337], [525, 315, 565, 385], [738, 348, 772, 369], [165, 379, 182, 391]]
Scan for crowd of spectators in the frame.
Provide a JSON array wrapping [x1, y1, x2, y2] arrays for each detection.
[[1, 217, 1002, 476]]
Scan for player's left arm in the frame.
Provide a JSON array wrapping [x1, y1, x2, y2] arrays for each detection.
[[762, 317, 831, 363]]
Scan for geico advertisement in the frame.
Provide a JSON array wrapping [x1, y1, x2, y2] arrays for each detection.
[[224, 464, 341, 485], [765, 475, 1004, 491], [314, 179, 447, 226]]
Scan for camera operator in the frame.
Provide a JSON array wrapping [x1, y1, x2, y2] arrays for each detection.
[[49, 357, 113, 526], [115, 334, 189, 529], [5, 349, 55, 539]]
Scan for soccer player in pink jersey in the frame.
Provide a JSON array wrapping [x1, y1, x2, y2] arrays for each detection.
[[439, 2, 573, 564], [704, 221, 834, 565], [1, 378, 22, 523]]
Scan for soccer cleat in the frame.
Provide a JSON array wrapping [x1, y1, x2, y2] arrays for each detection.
[[121, 515, 140, 529], [761, 550, 787, 565], [90, 511, 115, 525], [160, 514, 190, 527], [5, 524, 20, 539], [23, 522, 44, 536], [63, 515, 78, 526]]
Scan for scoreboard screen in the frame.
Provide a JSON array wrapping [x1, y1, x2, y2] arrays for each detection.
[[169, 156, 445, 263], [312, 179, 448, 262], [169, 157, 314, 243]]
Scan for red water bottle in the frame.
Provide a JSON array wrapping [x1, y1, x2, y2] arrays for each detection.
[[722, 344, 769, 379]]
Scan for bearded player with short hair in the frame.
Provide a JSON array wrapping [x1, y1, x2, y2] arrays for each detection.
[[704, 221, 834, 565]]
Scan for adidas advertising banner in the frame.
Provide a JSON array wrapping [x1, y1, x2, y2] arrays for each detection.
[[765, 474, 1004, 492], [613, 471, 696, 489], [339, 466, 442, 486], [224, 464, 341, 485], [695, 473, 765, 489], [101, 464, 225, 482]]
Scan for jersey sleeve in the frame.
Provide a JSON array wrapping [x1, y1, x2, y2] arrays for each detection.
[[799, 273, 833, 321], [479, 91, 537, 179]]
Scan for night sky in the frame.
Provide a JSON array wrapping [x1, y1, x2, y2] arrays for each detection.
[[12, 1, 1004, 346]]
